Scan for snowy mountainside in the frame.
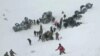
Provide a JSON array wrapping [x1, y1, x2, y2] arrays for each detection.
[[0, 0, 100, 56]]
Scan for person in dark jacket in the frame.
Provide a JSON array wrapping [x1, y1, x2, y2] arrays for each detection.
[[37, 20, 40, 25], [55, 32, 59, 40], [38, 35, 42, 41], [62, 11, 64, 14], [4, 52, 9, 56], [9, 49, 16, 56], [33, 20, 36, 25], [51, 17, 55, 22], [50, 26, 53, 33], [34, 31, 37, 36], [56, 43, 65, 55], [63, 14, 66, 19], [59, 18, 63, 29], [56, 23, 61, 30], [38, 25, 43, 36], [53, 27, 56, 32], [27, 38, 32, 45]]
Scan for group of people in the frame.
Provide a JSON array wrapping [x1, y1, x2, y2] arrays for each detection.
[[12, 3, 93, 55], [32, 22, 60, 42], [33, 19, 40, 25], [27, 24, 61, 45], [4, 49, 16, 56]]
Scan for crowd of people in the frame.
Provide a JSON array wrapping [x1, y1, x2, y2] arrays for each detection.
[[27, 2, 93, 55], [9, 3, 93, 56]]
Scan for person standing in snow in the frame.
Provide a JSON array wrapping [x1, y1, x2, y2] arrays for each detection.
[[62, 11, 64, 14], [53, 27, 56, 32], [39, 25, 43, 35], [27, 38, 32, 45], [38, 35, 42, 41], [51, 17, 55, 23], [56, 23, 61, 30], [56, 43, 66, 55], [9, 49, 16, 56], [37, 20, 40, 25], [59, 18, 63, 29], [33, 20, 36, 25], [50, 26, 53, 33], [4, 52, 9, 56], [63, 14, 66, 19], [55, 32, 59, 40], [34, 31, 37, 36]]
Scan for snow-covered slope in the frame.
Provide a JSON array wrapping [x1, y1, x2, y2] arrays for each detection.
[[0, 0, 100, 56]]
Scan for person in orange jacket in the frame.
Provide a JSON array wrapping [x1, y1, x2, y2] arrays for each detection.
[[56, 43, 66, 55]]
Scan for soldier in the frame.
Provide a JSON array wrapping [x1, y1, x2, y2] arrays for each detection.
[[4, 52, 9, 56], [27, 38, 32, 45], [9, 49, 16, 56]]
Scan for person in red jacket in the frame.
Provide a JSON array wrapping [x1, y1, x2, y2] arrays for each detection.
[[56, 43, 66, 55]]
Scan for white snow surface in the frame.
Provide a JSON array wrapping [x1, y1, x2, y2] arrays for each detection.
[[0, 0, 100, 56]]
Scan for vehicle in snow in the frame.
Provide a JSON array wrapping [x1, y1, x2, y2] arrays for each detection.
[[13, 17, 33, 32], [39, 11, 55, 24]]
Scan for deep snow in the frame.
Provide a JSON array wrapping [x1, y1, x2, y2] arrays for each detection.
[[0, 0, 100, 56]]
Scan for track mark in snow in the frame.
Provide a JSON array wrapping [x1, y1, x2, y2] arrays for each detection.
[[30, 50, 35, 53]]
